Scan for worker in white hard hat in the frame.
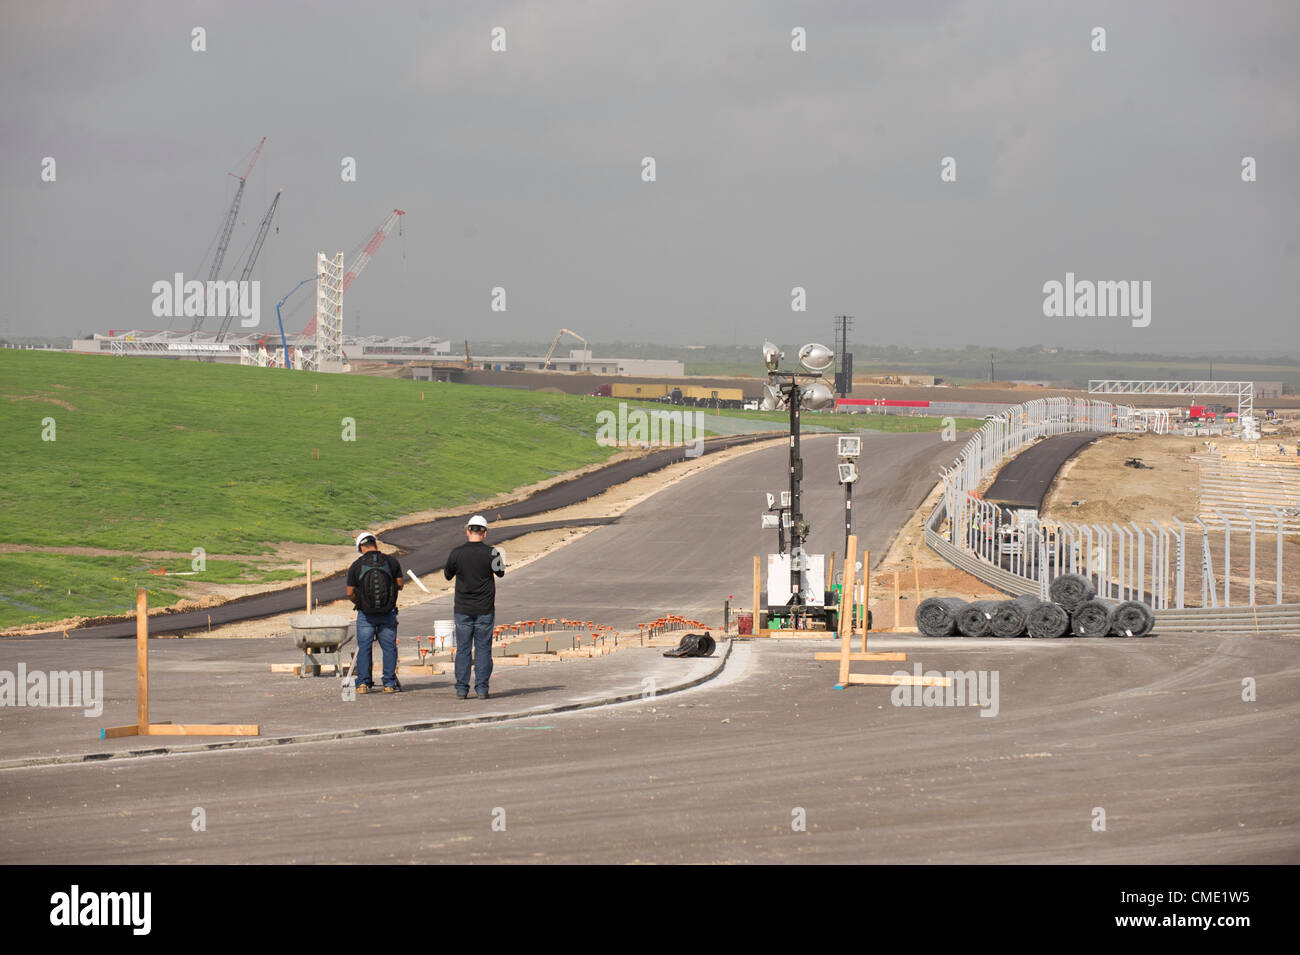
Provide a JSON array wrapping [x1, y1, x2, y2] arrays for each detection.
[[443, 515, 505, 700], [346, 531, 404, 693]]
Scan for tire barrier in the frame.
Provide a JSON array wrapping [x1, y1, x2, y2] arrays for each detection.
[[1049, 573, 1097, 613], [1111, 600, 1156, 637], [989, 595, 1041, 638], [957, 600, 1002, 637], [1026, 601, 1071, 639], [1072, 597, 1120, 637], [916, 597, 967, 637]]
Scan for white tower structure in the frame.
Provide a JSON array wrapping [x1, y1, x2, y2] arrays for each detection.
[[314, 251, 345, 373]]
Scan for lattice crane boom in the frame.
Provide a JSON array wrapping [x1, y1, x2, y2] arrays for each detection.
[[216, 189, 281, 341], [192, 136, 266, 334]]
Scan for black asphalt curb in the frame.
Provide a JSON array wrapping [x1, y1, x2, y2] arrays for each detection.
[[0, 639, 734, 770]]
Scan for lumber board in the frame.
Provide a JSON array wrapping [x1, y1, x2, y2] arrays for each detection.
[[101, 724, 142, 739], [846, 673, 952, 687], [143, 723, 260, 736], [813, 651, 907, 662]]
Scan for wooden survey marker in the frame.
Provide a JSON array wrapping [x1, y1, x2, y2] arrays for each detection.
[[101, 588, 260, 739], [822, 536, 949, 691]]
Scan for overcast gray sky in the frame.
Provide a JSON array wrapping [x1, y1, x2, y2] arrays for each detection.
[[2, 0, 1297, 353]]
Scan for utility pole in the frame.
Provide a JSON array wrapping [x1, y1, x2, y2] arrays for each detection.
[[834, 315, 854, 397], [990, 351, 995, 383]]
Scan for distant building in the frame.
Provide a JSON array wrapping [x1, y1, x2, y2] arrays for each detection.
[[1256, 381, 1285, 398]]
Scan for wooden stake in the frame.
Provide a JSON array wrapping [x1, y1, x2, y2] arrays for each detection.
[[894, 572, 901, 630], [912, 545, 921, 606], [752, 555, 761, 636], [861, 549, 870, 651], [102, 587, 260, 740], [837, 534, 858, 687], [136, 587, 148, 731], [305, 559, 313, 613]]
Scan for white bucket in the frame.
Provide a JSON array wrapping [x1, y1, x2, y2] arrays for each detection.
[[434, 619, 454, 649]]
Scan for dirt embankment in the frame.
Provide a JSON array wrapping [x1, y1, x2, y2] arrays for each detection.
[[1040, 434, 1206, 525]]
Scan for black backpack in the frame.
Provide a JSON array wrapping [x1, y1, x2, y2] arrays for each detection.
[[355, 551, 398, 615]]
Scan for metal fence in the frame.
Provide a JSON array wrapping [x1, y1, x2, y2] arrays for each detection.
[[923, 398, 1297, 611]]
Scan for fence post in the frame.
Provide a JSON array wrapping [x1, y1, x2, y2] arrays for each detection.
[[1170, 517, 1186, 610], [1213, 509, 1231, 607], [1245, 510, 1257, 607], [1267, 505, 1284, 605]]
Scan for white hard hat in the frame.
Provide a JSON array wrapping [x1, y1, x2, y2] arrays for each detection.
[[466, 515, 488, 530], [356, 532, 378, 552]]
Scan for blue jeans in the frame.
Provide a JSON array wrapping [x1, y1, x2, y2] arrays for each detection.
[[454, 611, 494, 695], [355, 609, 398, 688]]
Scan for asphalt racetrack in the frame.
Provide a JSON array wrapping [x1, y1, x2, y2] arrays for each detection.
[[31, 432, 771, 640], [3, 430, 1297, 863], [983, 431, 1103, 509]]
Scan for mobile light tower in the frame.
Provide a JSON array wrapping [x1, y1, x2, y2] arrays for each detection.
[[836, 434, 862, 565], [760, 339, 836, 628]]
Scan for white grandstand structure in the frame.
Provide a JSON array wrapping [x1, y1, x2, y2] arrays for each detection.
[[69, 330, 454, 368]]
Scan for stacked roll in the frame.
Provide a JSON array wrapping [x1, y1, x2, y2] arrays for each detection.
[[916, 597, 967, 638], [1049, 573, 1096, 613], [956, 600, 1002, 637], [1025, 600, 1071, 639], [1110, 601, 1156, 637], [989, 595, 1042, 638], [1072, 597, 1120, 637]]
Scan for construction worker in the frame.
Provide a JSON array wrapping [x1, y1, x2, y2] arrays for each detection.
[[346, 532, 404, 693], [444, 515, 505, 700]]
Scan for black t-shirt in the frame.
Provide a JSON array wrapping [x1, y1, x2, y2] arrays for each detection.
[[444, 541, 503, 616], [346, 551, 403, 610]]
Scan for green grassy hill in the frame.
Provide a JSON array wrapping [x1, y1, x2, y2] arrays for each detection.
[[0, 352, 622, 627]]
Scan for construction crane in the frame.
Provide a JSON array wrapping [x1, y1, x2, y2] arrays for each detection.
[[297, 209, 405, 344], [542, 328, 589, 371], [215, 189, 280, 341], [192, 137, 266, 334]]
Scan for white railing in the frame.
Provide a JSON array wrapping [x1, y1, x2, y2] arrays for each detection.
[[924, 398, 1295, 609]]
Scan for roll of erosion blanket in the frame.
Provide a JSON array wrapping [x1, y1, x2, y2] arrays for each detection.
[[1072, 598, 1120, 637], [1026, 601, 1071, 639], [956, 600, 1001, 637], [662, 632, 716, 657], [1110, 601, 1156, 637], [1049, 573, 1096, 612], [989, 595, 1040, 638], [916, 597, 967, 637]]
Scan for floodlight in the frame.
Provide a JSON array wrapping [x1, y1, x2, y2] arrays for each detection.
[[838, 461, 858, 484], [798, 342, 834, 372], [762, 340, 783, 372], [781, 511, 793, 528], [800, 381, 835, 410], [762, 383, 787, 411], [761, 514, 779, 529], [765, 492, 775, 509], [837, 435, 861, 458], [780, 491, 791, 507]]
